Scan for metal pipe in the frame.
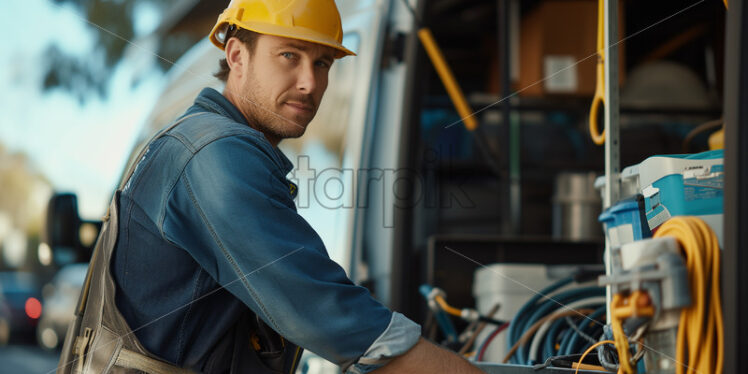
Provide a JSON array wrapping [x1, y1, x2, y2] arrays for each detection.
[[417, 28, 478, 131], [498, 0, 521, 235], [603, 0, 621, 324]]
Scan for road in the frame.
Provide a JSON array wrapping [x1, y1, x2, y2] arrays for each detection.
[[0, 344, 60, 374]]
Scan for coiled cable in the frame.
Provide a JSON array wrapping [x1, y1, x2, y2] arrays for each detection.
[[653, 217, 723, 374]]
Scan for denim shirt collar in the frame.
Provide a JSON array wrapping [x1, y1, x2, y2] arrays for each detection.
[[192, 87, 294, 175]]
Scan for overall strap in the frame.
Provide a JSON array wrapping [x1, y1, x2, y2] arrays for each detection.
[[100, 111, 210, 374], [61, 112, 209, 374]]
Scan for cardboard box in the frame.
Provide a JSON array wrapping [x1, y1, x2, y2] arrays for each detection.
[[518, 0, 625, 96]]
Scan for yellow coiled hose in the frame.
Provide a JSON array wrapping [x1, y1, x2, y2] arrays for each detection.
[[653, 217, 724, 374]]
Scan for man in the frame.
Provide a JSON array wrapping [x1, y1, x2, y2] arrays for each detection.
[[112, 0, 484, 372]]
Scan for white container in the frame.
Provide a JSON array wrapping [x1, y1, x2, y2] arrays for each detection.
[[472, 264, 593, 362]]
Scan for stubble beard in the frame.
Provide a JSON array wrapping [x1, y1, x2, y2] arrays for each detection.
[[241, 75, 312, 142]]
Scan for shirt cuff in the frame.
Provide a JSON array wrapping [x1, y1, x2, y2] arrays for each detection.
[[344, 312, 421, 374]]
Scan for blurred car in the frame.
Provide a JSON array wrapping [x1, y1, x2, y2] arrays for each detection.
[[36, 263, 87, 350], [0, 271, 43, 345]]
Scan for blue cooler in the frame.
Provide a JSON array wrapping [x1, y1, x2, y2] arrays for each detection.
[[598, 195, 652, 248], [620, 150, 724, 245]]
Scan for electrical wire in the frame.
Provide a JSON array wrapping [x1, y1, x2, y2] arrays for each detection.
[[458, 304, 500, 355], [565, 316, 598, 345], [654, 217, 724, 374], [557, 324, 578, 358], [527, 298, 606, 364], [478, 315, 507, 326], [423, 309, 437, 341], [434, 295, 463, 317], [503, 308, 595, 364], [539, 301, 605, 359], [563, 306, 607, 357], [516, 287, 604, 363], [518, 287, 603, 340], [476, 322, 510, 362], [536, 353, 607, 372], [542, 316, 571, 359], [503, 273, 605, 364], [596, 340, 622, 372], [574, 340, 616, 374], [608, 292, 641, 374], [434, 295, 507, 326], [459, 319, 481, 344], [435, 310, 458, 342], [419, 286, 458, 342], [507, 276, 575, 363]]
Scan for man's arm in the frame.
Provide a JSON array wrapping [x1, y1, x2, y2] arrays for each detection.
[[374, 338, 484, 373], [168, 135, 419, 371]]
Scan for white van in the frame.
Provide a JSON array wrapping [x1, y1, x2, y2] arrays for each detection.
[[45, 1, 609, 372]]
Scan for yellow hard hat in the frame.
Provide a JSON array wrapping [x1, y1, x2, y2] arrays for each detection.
[[209, 0, 355, 59]]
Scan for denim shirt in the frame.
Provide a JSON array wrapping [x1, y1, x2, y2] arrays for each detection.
[[112, 88, 420, 373]]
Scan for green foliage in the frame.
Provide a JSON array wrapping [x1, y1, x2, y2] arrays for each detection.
[[0, 144, 51, 237], [41, 0, 185, 101]]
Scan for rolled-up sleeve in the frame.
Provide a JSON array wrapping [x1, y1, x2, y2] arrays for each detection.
[[347, 312, 421, 373], [162, 134, 420, 371]]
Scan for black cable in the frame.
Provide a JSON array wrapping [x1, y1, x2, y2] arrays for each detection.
[[478, 315, 507, 326], [596, 341, 621, 372], [533, 353, 598, 371]]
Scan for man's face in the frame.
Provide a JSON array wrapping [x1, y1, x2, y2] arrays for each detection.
[[226, 34, 335, 143]]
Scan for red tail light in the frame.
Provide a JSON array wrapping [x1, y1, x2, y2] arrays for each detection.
[[25, 297, 42, 319]]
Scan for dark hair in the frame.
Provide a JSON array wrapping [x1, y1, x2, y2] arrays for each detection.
[[214, 28, 261, 82]]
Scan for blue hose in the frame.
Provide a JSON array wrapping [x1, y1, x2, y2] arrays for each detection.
[[557, 324, 577, 358], [540, 303, 605, 359], [516, 287, 604, 364], [542, 316, 571, 358], [419, 284, 458, 342], [518, 287, 604, 336], [563, 305, 606, 356], [568, 325, 605, 359], [506, 276, 574, 363]]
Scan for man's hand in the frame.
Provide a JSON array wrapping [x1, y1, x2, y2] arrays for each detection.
[[373, 338, 485, 373]]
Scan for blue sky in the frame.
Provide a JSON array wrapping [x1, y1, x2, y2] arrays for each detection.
[[0, 0, 166, 219], [0, 1, 358, 269]]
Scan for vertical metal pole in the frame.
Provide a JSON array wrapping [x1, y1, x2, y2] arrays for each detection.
[[509, 112, 521, 235], [499, 0, 520, 235], [722, 0, 747, 372], [603, 0, 620, 321]]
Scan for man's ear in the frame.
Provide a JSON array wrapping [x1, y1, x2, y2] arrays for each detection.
[[225, 37, 245, 79]]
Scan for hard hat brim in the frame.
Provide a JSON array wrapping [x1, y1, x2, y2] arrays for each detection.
[[210, 21, 356, 59]]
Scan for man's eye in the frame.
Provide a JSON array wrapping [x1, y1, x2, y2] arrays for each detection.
[[281, 52, 295, 59], [315, 61, 330, 68]]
